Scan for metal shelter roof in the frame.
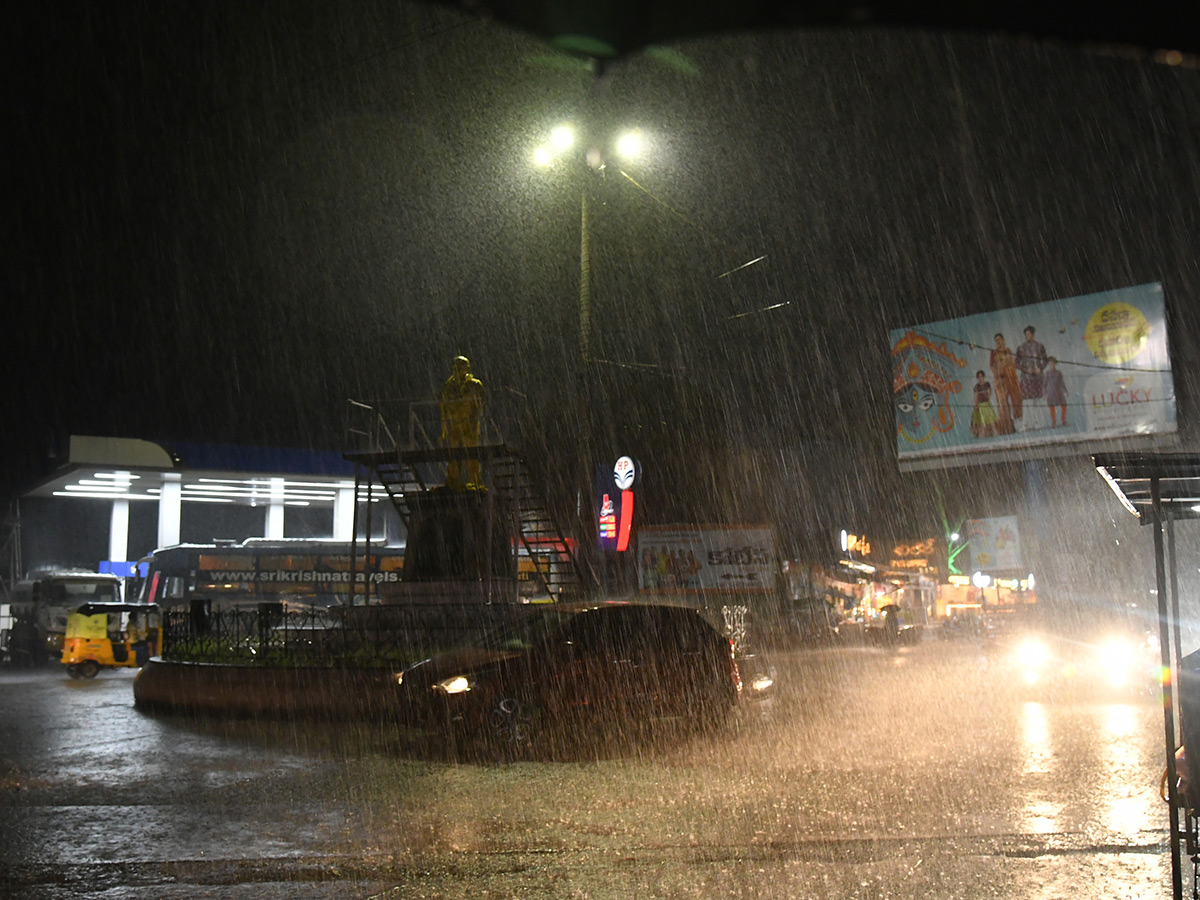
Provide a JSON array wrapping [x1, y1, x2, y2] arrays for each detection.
[[1093, 450, 1200, 900], [1094, 452, 1200, 522]]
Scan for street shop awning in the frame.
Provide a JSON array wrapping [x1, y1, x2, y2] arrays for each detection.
[[1093, 451, 1200, 900]]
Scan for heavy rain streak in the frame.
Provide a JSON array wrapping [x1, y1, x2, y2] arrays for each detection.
[[4, 2, 1200, 898]]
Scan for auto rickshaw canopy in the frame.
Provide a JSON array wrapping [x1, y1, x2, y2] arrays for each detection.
[[64, 603, 161, 639]]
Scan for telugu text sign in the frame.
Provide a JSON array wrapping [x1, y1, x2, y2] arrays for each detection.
[[637, 525, 776, 593]]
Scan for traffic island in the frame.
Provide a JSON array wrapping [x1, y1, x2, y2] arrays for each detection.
[[133, 657, 400, 718]]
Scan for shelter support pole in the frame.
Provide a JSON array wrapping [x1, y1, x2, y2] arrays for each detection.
[[364, 478, 374, 602], [1169, 516, 1184, 686], [349, 463, 362, 606], [1152, 477, 1184, 900], [1168, 513, 1198, 864]]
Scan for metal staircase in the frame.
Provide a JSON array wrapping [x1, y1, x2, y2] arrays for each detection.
[[344, 441, 595, 600], [489, 454, 589, 597], [370, 453, 433, 531]]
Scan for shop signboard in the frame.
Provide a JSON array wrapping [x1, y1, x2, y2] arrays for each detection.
[[891, 283, 1176, 468], [595, 456, 639, 552], [965, 516, 1021, 573], [637, 525, 775, 593]]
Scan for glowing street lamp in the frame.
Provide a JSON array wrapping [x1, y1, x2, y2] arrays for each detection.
[[531, 122, 648, 364]]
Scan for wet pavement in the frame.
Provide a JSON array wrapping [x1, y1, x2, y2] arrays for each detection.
[[0, 640, 1174, 898]]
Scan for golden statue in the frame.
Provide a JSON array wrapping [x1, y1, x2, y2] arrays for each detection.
[[439, 355, 485, 490]]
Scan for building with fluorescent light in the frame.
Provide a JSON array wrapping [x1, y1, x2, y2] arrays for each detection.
[[14, 436, 400, 577]]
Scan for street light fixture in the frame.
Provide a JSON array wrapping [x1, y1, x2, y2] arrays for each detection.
[[531, 122, 647, 365]]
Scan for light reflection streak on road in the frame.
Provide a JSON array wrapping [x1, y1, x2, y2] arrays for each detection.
[[1098, 703, 1153, 838], [1019, 701, 1061, 834]]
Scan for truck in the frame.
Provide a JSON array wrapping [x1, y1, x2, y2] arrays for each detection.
[[8, 569, 125, 664]]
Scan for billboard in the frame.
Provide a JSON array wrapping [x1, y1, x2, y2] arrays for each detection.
[[637, 525, 776, 593], [891, 283, 1175, 465], [964, 517, 1021, 573]]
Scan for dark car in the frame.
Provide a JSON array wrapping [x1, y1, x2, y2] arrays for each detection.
[[396, 602, 743, 756]]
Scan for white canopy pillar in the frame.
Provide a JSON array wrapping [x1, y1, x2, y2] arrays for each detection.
[[265, 477, 285, 539], [157, 472, 182, 548], [109, 498, 129, 565], [333, 485, 355, 541]]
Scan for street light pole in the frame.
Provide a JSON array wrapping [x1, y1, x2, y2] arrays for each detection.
[[533, 123, 645, 591], [579, 189, 591, 365]]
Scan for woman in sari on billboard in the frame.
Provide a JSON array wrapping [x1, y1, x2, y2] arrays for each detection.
[[891, 331, 964, 446], [989, 333, 1021, 435]]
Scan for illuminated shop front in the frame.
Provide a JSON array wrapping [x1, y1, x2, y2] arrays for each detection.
[[939, 571, 1037, 619], [836, 529, 938, 623]]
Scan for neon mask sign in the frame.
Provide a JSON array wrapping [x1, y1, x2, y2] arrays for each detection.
[[596, 456, 639, 552]]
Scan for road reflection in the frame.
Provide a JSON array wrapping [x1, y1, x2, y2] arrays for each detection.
[[1098, 702, 1156, 837], [1019, 702, 1061, 833]]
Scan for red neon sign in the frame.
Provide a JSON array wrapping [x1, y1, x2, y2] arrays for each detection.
[[616, 489, 634, 552]]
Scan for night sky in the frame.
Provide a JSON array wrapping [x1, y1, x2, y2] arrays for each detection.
[[8, 3, 1200, 597]]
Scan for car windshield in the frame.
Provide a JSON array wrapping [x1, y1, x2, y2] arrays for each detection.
[[465, 606, 578, 652]]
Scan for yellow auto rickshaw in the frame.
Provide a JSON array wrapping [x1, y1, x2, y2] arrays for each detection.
[[61, 602, 162, 679]]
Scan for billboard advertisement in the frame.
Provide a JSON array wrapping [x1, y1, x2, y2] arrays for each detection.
[[637, 525, 776, 593], [964, 517, 1022, 573], [891, 283, 1175, 464]]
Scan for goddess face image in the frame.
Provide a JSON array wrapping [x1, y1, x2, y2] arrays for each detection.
[[895, 382, 940, 443]]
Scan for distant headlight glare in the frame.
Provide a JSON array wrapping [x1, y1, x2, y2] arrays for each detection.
[[1016, 638, 1050, 669]]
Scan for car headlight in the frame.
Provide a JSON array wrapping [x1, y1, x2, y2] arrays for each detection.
[[1096, 637, 1136, 686], [751, 674, 774, 693], [1015, 637, 1050, 669], [436, 675, 472, 695]]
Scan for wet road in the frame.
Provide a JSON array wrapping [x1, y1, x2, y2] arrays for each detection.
[[0, 640, 1172, 898]]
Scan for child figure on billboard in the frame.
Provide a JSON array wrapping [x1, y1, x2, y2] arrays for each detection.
[[1043, 357, 1068, 426], [971, 370, 998, 438]]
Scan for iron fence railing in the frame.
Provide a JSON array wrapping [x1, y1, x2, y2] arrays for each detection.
[[161, 602, 523, 668]]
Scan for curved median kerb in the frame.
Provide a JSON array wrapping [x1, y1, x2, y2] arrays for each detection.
[[133, 657, 401, 717]]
